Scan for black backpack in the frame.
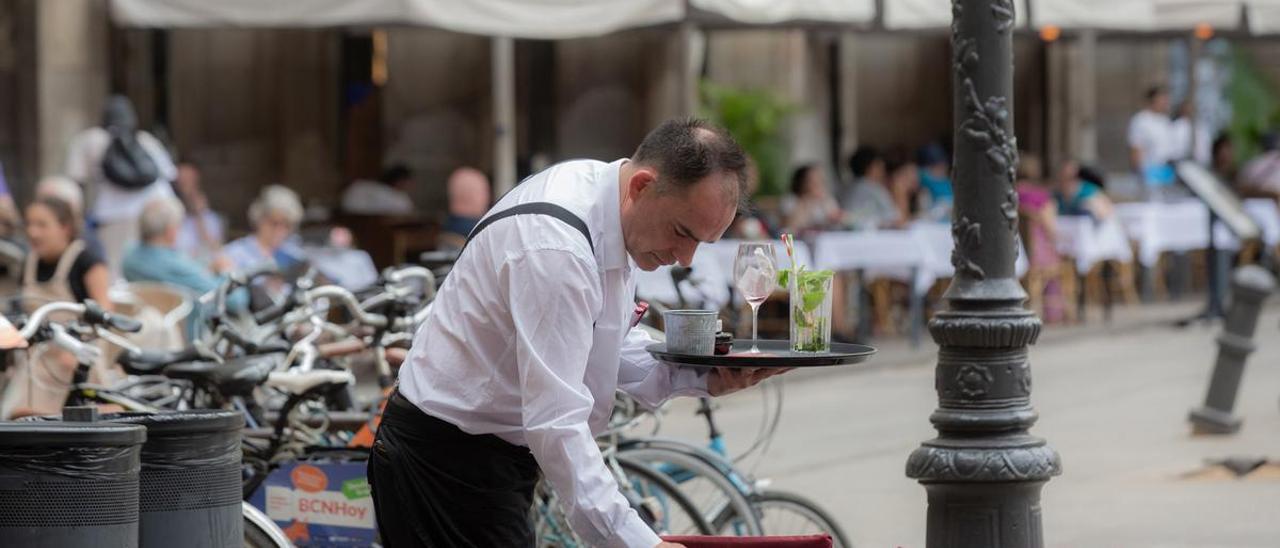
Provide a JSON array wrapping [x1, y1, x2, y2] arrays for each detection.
[[101, 128, 160, 190]]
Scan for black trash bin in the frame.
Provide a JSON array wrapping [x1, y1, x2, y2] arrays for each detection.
[[106, 410, 245, 548], [0, 421, 146, 548]]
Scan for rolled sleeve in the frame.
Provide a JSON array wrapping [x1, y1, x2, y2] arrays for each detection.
[[617, 326, 710, 409], [505, 249, 661, 548]]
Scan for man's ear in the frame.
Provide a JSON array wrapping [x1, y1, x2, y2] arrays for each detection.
[[627, 167, 659, 201]]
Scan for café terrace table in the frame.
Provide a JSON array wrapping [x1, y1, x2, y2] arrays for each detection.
[[632, 239, 812, 314], [1115, 198, 1280, 299]]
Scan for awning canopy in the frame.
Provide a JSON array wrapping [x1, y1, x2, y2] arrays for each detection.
[[110, 0, 876, 37], [884, 0, 1280, 33]]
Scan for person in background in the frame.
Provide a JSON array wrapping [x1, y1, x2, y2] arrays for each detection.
[[222, 185, 306, 273], [3, 196, 113, 419], [916, 142, 953, 221], [21, 196, 111, 308], [842, 145, 902, 229], [341, 164, 416, 216], [33, 176, 108, 258], [1211, 133, 1238, 186], [65, 95, 176, 278], [1055, 159, 1114, 220], [1127, 86, 1176, 193], [123, 197, 246, 319], [172, 161, 229, 269], [0, 161, 19, 240], [438, 167, 492, 249], [884, 147, 921, 224], [783, 164, 842, 235], [1016, 153, 1064, 323], [1169, 101, 1212, 166], [728, 157, 775, 240], [1238, 132, 1280, 202]]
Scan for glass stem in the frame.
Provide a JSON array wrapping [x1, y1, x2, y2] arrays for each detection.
[[750, 303, 761, 352]]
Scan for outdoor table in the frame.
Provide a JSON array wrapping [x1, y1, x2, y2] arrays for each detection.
[[1054, 216, 1133, 275], [1115, 200, 1211, 299], [1114, 200, 1211, 268], [811, 229, 929, 346], [633, 239, 810, 318], [1213, 198, 1280, 252]]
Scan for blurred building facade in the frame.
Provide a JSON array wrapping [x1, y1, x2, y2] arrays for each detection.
[[5, 0, 1280, 227]]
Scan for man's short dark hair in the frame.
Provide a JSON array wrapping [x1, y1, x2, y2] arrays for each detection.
[[848, 145, 881, 178], [632, 118, 748, 208], [380, 164, 413, 186], [1146, 85, 1167, 102]]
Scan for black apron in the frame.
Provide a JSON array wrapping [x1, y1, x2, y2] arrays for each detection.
[[368, 202, 593, 548]]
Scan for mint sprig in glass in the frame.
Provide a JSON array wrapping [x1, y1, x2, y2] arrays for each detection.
[[779, 233, 834, 353]]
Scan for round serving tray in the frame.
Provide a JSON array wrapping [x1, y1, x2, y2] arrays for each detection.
[[647, 340, 876, 368]]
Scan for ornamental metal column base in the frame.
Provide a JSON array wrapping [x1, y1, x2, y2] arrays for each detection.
[[907, 1, 1061, 547]]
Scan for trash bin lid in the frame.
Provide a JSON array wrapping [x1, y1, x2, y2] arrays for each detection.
[[103, 410, 244, 435], [0, 422, 146, 447]]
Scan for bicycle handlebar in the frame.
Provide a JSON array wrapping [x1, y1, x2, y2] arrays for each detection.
[[18, 300, 141, 341]]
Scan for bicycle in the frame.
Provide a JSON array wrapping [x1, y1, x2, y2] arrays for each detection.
[[3, 299, 293, 548]]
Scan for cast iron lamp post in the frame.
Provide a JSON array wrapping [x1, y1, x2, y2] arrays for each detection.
[[905, 1, 1062, 546]]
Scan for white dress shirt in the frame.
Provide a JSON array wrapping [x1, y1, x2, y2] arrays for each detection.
[[1127, 109, 1174, 169], [399, 159, 709, 548]]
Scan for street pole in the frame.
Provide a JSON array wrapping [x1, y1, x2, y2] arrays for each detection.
[[1188, 265, 1275, 434], [906, 1, 1062, 547]]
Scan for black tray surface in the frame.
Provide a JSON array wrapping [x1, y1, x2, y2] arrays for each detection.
[[647, 340, 876, 368]]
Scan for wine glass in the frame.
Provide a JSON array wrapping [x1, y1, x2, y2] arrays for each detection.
[[734, 242, 778, 353]]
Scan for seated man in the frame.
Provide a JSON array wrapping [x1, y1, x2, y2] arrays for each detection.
[[341, 164, 416, 216], [123, 197, 245, 322], [438, 166, 492, 249]]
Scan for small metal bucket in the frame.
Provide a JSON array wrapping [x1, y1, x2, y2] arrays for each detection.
[[663, 310, 717, 355]]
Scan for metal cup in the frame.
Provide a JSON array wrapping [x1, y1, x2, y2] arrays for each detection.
[[663, 310, 718, 356]]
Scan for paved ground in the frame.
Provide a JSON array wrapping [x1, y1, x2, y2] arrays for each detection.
[[658, 300, 1280, 548]]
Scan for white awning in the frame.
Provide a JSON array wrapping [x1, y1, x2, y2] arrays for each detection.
[[111, 0, 686, 38], [112, 0, 874, 36], [690, 0, 875, 25], [1152, 0, 1243, 29], [1030, 0, 1157, 30], [884, 0, 1028, 30]]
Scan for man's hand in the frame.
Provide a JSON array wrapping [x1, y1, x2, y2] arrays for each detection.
[[707, 367, 792, 396], [656, 543, 687, 548]]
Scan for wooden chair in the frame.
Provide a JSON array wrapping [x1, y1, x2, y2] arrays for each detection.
[[1019, 211, 1078, 324]]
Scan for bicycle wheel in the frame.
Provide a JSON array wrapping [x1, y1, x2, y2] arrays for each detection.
[[243, 502, 291, 547], [753, 490, 852, 548], [618, 446, 763, 536], [616, 455, 713, 536]]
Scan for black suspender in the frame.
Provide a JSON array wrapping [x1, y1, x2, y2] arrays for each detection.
[[460, 202, 594, 256]]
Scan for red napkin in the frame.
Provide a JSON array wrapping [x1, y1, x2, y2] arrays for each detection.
[[660, 535, 833, 548]]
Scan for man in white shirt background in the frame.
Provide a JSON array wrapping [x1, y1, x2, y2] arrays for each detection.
[[370, 118, 785, 547], [1127, 86, 1177, 194]]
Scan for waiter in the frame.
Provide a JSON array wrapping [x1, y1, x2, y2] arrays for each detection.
[[369, 118, 786, 547]]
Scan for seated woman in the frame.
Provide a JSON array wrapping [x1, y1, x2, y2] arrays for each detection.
[[782, 164, 843, 235], [2, 196, 112, 419], [223, 184, 307, 273], [21, 196, 111, 308], [1017, 154, 1066, 323], [1054, 159, 1114, 220]]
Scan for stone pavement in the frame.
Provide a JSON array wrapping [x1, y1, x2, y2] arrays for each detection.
[[659, 301, 1280, 548]]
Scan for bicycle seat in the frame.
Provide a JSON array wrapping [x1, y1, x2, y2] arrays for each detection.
[[265, 369, 355, 396], [164, 354, 281, 395], [117, 347, 206, 375]]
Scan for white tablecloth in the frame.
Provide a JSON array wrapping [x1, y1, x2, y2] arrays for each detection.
[[1214, 198, 1280, 251], [633, 239, 810, 310], [810, 222, 1027, 295], [1115, 200, 1211, 267], [1055, 216, 1133, 273]]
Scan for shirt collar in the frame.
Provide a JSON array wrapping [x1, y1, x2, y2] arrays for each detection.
[[598, 159, 629, 271]]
